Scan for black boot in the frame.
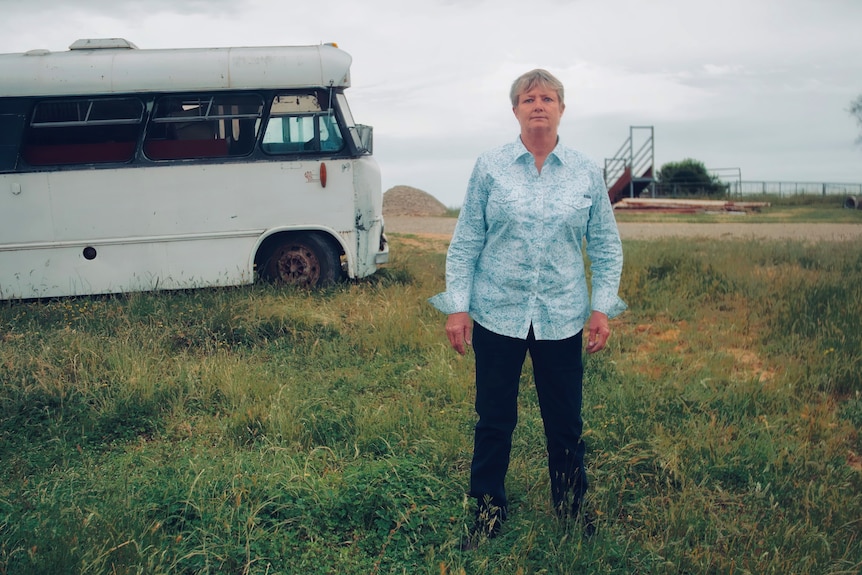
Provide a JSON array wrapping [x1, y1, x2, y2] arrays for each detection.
[[557, 498, 596, 538], [460, 495, 507, 550]]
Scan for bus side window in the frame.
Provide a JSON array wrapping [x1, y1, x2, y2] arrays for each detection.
[[21, 97, 143, 166], [0, 108, 27, 171], [144, 94, 262, 160], [262, 114, 344, 155], [263, 92, 343, 156], [319, 114, 344, 151], [262, 116, 306, 153]]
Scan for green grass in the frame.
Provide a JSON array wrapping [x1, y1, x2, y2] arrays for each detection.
[[1, 233, 861, 574]]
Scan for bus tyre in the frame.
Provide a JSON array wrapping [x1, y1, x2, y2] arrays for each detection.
[[262, 234, 340, 288]]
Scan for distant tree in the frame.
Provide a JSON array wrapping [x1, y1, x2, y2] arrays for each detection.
[[657, 158, 726, 196], [850, 95, 862, 143]]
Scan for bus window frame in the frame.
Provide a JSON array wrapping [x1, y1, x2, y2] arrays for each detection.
[[143, 92, 265, 161], [336, 93, 372, 154], [261, 91, 347, 156], [21, 96, 145, 166], [261, 113, 345, 156]]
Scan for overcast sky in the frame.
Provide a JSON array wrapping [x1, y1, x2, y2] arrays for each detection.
[[2, 0, 861, 206]]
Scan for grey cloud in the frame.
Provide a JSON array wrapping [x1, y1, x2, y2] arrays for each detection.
[[4, 0, 239, 16]]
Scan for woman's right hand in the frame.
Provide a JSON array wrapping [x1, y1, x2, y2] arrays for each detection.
[[445, 312, 473, 355]]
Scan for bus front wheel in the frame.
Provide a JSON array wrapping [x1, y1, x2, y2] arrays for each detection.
[[262, 234, 340, 288]]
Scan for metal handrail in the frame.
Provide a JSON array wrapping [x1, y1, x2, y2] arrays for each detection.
[[604, 126, 655, 198]]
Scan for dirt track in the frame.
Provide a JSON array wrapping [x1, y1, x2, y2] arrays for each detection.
[[384, 216, 862, 241]]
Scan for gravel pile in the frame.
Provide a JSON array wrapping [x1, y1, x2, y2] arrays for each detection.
[[383, 186, 448, 216]]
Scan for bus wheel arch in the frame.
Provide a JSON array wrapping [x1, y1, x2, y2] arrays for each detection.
[[256, 231, 343, 288]]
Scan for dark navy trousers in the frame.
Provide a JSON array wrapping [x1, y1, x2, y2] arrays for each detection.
[[469, 321, 587, 512]]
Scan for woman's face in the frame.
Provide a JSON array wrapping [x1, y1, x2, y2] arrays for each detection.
[[513, 83, 565, 137]]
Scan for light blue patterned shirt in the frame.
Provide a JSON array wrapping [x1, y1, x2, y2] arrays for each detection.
[[428, 137, 626, 340]]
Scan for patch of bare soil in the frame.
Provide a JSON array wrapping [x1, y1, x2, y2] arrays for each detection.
[[385, 216, 862, 241], [382, 188, 862, 240]]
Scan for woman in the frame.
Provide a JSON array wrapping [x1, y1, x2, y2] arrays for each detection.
[[429, 69, 626, 546]]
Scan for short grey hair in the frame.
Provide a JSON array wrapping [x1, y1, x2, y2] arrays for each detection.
[[509, 69, 565, 107]]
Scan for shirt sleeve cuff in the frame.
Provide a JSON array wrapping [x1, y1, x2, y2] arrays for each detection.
[[592, 295, 627, 320], [428, 292, 466, 315]]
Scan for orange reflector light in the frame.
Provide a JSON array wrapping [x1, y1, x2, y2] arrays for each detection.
[[320, 162, 327, 188]]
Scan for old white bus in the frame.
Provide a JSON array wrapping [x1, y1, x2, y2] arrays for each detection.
[[0, 38, 388, 299]]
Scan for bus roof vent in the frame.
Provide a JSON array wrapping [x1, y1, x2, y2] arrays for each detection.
[[69, 38, 139, 51]]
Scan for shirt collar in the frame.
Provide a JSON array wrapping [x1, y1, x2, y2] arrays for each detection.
[[512, 135, 567, 166]]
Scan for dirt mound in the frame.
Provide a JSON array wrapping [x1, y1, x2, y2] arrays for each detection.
[[383, 186, 448, 216]]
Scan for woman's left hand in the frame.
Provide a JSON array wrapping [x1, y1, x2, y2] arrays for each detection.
[[586, 311, 610, 354]]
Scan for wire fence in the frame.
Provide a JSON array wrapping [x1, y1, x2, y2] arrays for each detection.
[[729, 181, 862, 197], [648, 181, 862, 198]]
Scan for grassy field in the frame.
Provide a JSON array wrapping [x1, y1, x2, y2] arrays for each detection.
[[1, 223, 861, 573], [613, 194, 862, 224]]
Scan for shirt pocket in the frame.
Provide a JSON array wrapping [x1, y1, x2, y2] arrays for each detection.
[[486, 185, 531, 225], [562, 193, 593, 211], [560, 193, 593, 232], [560, 193, 593, 221]]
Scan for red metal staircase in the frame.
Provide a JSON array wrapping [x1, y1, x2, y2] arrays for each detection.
[[604, 126, 655, 204]]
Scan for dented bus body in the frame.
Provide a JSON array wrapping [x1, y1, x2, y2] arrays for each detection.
[[0, 38, 388, 299]]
